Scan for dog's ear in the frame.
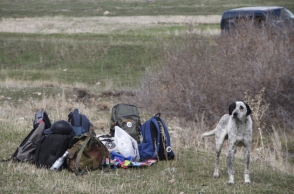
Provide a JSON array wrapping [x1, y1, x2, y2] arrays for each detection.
[[229, 102, 236, 115], [244, 102, 252, 116]]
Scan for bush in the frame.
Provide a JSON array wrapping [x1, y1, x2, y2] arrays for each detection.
[[134, 23, 294, 130]]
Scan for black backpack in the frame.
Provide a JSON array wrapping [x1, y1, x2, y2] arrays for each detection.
[[68, 108, 94, 137], [35, 120, 73, 168], [109, 103, 141, 143], [11, 110, 51, 163]]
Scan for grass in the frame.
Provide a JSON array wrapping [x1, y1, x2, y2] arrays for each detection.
[[0, 93, 294, 193], [2, 118, 294, 194], [1, 0, 294, 18], [0, 32, 161, 86], [1, 143, 294, 193], [0, 20, 219, 89], [1, 0, 294, 193]]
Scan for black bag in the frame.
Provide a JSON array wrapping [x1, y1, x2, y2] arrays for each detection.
[[11, 110, 51, 163], [109, 103, 141, 143], [35, 120, 73, 168]]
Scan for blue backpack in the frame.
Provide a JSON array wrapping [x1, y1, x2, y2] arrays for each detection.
[[139, 113, 175, 160], [68, 108, 94, 137]]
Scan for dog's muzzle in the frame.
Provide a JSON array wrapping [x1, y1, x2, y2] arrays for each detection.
[[233, 112, 238, 118]]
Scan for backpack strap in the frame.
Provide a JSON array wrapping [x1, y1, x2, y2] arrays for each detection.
[[154, 113, 174, 159], [156, 117, 174, 159], [154, 116, 170, 147], [74, 135, 91, 176], [150, 117, 161, 159]]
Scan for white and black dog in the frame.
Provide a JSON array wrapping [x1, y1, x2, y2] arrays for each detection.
[[201, 101, 252, 184]]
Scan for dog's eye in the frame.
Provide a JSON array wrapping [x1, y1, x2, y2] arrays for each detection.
[[240, 106, 244, 110]]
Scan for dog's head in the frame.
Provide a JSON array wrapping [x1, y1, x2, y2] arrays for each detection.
[[229, 101, 252, 119]]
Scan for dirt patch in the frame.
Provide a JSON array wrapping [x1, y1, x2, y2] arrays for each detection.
[[0, 15, 221, 34]]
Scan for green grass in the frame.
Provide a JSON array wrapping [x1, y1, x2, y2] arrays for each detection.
[[1, 136, 294, 194], [0, 32, 161, 86], [0, 23, 220, 88]]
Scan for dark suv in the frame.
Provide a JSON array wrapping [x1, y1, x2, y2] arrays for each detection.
[[220, 6, 294, 33]]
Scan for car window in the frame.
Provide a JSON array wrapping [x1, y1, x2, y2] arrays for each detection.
[[267, 8, 294, 21], [282, 8, 294, 19]]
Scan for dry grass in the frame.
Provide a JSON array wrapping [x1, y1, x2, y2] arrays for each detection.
[[134, 21, 294, 129], [0, 16, 220, 35]]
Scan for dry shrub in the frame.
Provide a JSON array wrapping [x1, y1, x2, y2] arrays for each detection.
[[134, 22, 294, 130]]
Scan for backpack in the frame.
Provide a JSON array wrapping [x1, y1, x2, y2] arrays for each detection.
[[66, 133, 110, 176], [139, 113, 175, 160], [35, 120, 73, 168], [110, 103, 141, 143], [11, 110, 51, 163], [68, 108, 94, 137]]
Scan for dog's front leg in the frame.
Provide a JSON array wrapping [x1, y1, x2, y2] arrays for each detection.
[[227, 145, 236, 184], [244, 146, 251, 184]]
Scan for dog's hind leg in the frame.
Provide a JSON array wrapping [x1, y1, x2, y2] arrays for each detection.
[[244, 146, 251, 184], [213, 145, 222, 178], [213, 133, 227, 178]]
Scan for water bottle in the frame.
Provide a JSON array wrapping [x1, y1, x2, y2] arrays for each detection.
[[50, 151, 69, 171]]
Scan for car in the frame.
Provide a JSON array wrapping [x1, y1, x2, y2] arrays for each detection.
[[220, 6, 294, 33]]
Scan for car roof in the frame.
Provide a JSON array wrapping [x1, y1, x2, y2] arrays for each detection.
[[228, 6, 283, 12]]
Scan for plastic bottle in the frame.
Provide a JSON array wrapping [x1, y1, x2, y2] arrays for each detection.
[[50, 151, 69, 171]]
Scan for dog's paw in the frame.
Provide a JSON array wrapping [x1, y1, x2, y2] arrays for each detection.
[[227, 180, 234, 185], [244, 180, 252, 185], [244, 174, 251, 185], [227, 175, 234, 184], [213, 172, 220, 178]]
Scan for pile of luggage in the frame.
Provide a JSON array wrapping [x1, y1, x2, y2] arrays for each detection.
[[7, 103, 175, 175]]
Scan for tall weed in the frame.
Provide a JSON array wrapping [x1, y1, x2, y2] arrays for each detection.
[[134, 22, 294, 131]]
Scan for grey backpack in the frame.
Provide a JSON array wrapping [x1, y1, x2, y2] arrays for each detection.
[[109, 104, 141, 143], [11, 110, 51, 163]]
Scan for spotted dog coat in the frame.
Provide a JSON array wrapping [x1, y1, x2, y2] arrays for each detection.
[[201, 101, 252, 184]]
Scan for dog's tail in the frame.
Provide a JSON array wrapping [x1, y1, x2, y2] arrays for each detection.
[[201, 129, 216, 139]]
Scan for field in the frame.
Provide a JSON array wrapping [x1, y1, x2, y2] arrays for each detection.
[[1, 0, 294, 193]]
